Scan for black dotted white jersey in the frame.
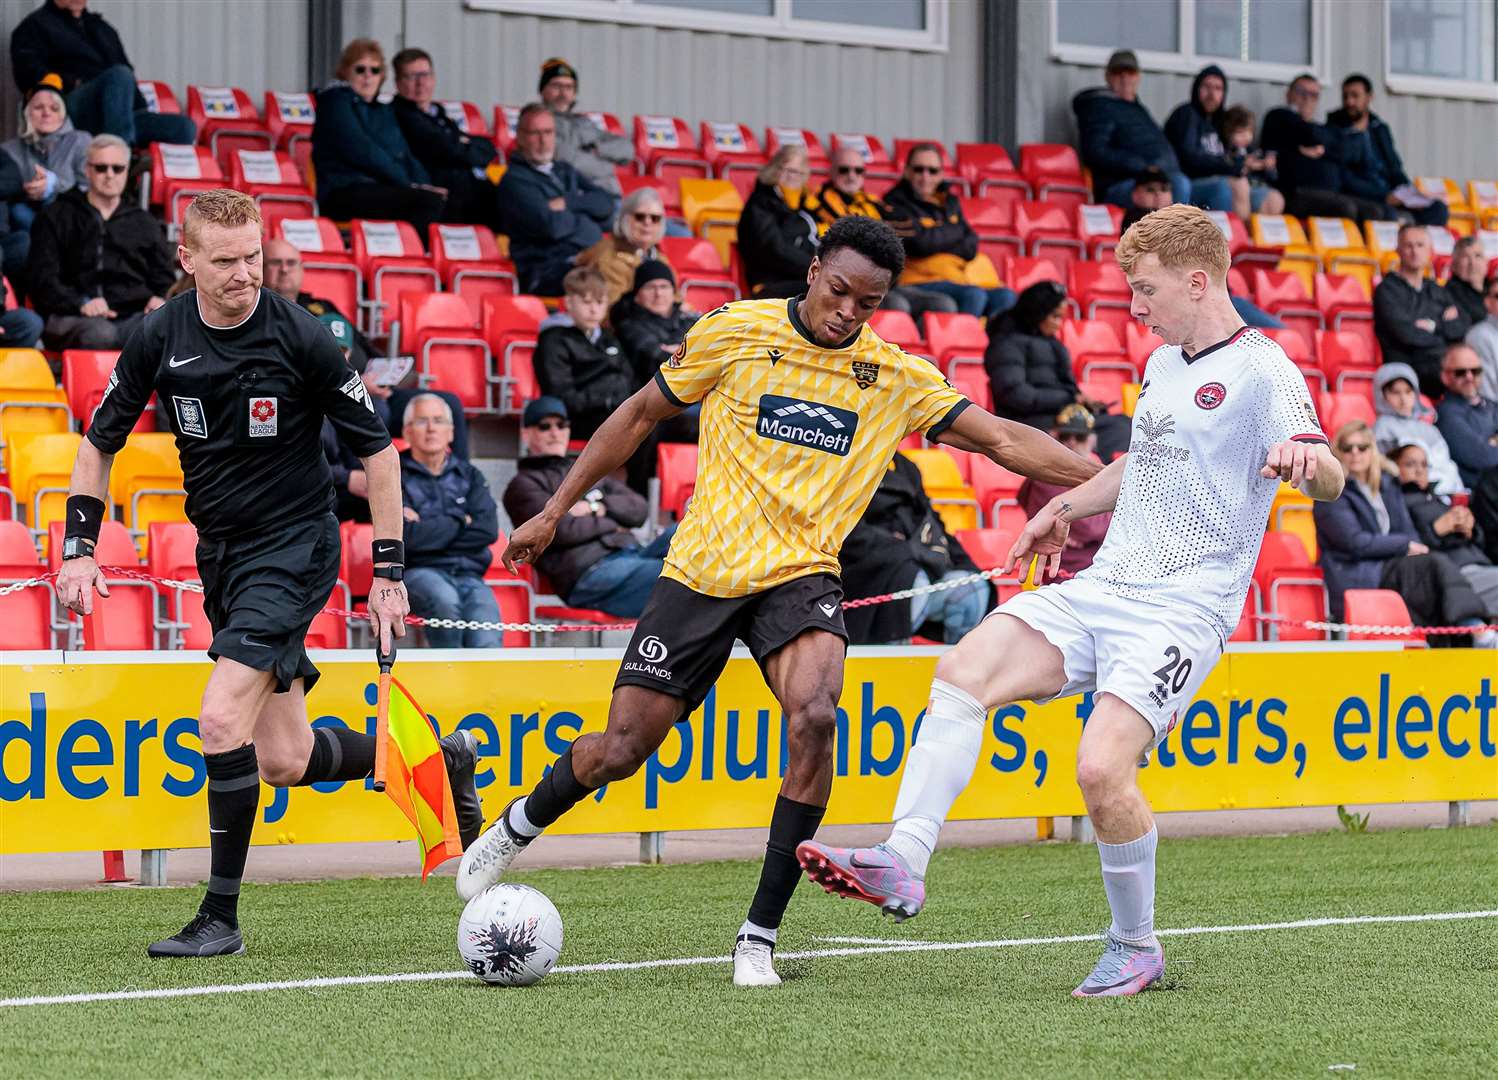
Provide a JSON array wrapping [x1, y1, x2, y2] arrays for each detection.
[[1079, 327, 1327, 639], [87, 289, 392, 540]]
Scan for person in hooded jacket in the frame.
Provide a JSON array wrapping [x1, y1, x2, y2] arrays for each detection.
[[737, 146, 820, 299], [1372, 361, 1463, 495], [2, 78, 91, 234], [1164, 65, 1265, 223]]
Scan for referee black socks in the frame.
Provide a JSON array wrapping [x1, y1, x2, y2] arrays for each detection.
[[747, 795, 827, 931], [515, 747, 594, 833], [298, 726, 377, 785], [199, 744, 260, 927]]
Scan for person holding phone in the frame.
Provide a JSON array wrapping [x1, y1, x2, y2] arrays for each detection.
[[1393, 442, 1498, 636]]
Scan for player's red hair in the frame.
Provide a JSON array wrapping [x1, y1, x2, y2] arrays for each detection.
[[182, 189, 261, 249], [1115, 204, 1229, 285]]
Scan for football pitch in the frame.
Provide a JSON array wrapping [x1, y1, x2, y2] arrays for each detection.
[[3, 826, 1495, 1079]]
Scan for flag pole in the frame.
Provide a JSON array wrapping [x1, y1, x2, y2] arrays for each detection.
[[373, 638, 397, 793]]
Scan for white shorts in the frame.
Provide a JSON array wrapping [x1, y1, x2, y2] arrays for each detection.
[[992, 575, 1224, 750]]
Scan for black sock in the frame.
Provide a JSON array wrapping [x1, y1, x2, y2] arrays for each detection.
[[199, 744, 260, 926], [747, 795, 827, 931], [519, 747, 594, 832], [297, 727, 376, 785]]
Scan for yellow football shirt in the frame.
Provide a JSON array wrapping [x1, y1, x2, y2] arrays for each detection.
[[654, 298, 970, 597]]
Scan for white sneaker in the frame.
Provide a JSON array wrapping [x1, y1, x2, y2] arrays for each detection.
[[455, 800, 530, 901], [732, 934, 780, 987]]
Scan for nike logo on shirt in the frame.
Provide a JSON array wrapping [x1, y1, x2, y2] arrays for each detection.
[[169, 354, 202, 368]]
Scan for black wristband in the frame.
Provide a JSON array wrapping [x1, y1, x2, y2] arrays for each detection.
[[64, 495, 106, 544], [372, 538, 405, 565]]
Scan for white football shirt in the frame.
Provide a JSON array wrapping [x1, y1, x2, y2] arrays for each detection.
[[1080, 326, 1327, 639]]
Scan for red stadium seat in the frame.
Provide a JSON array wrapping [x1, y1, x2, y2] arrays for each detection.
[[340, 521, 374, 600], [1316, 330, 1379, 394], [1314, 272, 1374, 331], [1319, 391, 1376, 435], [1076, 203, 1125, 259], [700, 122, 766, 200], [61, 350, 148, 434], [1069, 261, 1133, 338], [968, 454, 1025, 522], [1344, 589, 1424, 645], [868, 310, 926, 355], [1125, 322, 1166, 369], [428, 223, 517, 320], [659, 237, 740, 311], [1266, 326, 1324, 394], [481, 295, 548, 414], [654, 443, 699, 523], [619, 172, 680, 217], [350, 219, 440, 337], [922, 311, 988, 374], [1061, 319, 1134, 398], [48, 520, 159, 650], [1229, 584, 1260, 642], [227, 148, 315, 236], [135, 80, 183, 118], [147, 520, 199, 581], [398, 292, 490, 413], [956, 527, 1019, 572], [277, 217, 363, 326], [955, 142, 1029, 207], [186, 85, 272, 171], [484, 534, 533, 648], [965, 197, 1023, 264], [435, 100, 489, 137], [1014, 200, 1083, 278], [492, 104, 520, 158], [949, 366, 992, 411], [1018, 143, 1089, 212], [633, 115, 710, 186], [263, 90, 316, 168], [0, 519, 49, 647], [1252, 268, 1321, 342], [1000, 255, 1064, 295], [0, 519, 41, 576], [145, 143, 223, 229], [1253, 531, 1326, 643]]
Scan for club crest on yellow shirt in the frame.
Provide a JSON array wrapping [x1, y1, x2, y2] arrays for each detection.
[[852, 360, 880, 390]]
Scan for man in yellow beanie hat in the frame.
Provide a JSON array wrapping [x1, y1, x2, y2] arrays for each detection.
[[539, 56, 633, 198]]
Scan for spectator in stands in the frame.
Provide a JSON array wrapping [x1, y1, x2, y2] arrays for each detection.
[[1465, 270, 1498, 404], [884, 143, 1016, 319], [8, 0, 195, 149], [1074, 50, 1231, 214], [26, 133, 171, 349], [1374, 362, 1463, 496], [498, 102, 614, 297], [1219, 104, 1284, 218], [575, 186, 671, 308], [1328, 74, 1448, 227], [1314, 419, 1486, 631], [1165, 65, 1262, 221], [807, 145, 956, 319], [502, 396, 670, 618], [1436, 343, 1498, 489], [312, 39, 447, 238], [1261, 74, 1379, 224], [609, 259, 700, 445], [1444, 236, 1488, 328], [1, 278, 43, 348], [738, 146, 820, 299], [391, 47, 499, 230], [1018, 404, 1112, 575], [0, 156, 29, 294], [1373, 224, 1470, 399], [535, 266, 632, 440], [539, 58, 634, 200], [1394, 442, 1498, 638], [840, 453, 985, 645], [983, 279, 1130, 460], [400, 393, 502, 649], [2, 77, 91, 236]]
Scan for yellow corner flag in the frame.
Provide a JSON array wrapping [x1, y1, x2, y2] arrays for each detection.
[[373, 645, 461, 878]]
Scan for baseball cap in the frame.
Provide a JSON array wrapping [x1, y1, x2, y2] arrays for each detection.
[[1054, 403, 1095, 437], [522, 396, 569, 426], [1106, 50, 1140, 75]]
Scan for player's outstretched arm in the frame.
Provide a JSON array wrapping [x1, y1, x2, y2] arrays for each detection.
[[362, 443, 410, 651], [934, 406, 1102, 487], [1262, 440, 1344, 501], [502, 381, 680, 571], [1000, 454, 1129, 582], [56, 439, 115, 615]]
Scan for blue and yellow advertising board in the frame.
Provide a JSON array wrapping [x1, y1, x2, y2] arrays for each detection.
[[1, 647, 1493, 854]]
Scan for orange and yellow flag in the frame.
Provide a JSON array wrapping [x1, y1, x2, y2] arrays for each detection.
[[374, 673, 461, 879]]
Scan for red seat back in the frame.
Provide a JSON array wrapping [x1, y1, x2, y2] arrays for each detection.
[[1001, 256, 1063, 293], [147, 521, 200, 581], [264, 90, 316, 148], [435, 99, 488, 136], [922, 311, 988, 372], [764, 127, 828, 166], [340, 521, 374, 599], [400, 291, 481, 352], [0, 519, 41, 578], [868, 310, 926, 353], [136, 80, 182, 115], [351, 219, 428, 265], [1344, 589, 1422, 644], [956, 526, 1022, 572], [949, 366, 992, 411], [1263, 327, 1313, 365], [657, 443, 699, 519]]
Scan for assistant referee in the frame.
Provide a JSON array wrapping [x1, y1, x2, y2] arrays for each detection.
[[56, 190, 483, 958]]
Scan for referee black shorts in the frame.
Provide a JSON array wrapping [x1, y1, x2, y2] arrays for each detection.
[[614, 573, 848, 713], [197, 511, 341, 693]]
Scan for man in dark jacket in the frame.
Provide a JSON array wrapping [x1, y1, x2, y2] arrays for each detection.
[[840, 453, 985, 645], [502, 396, 670, 617], [391, 48, 500, 230], [9, 0, 196, 148], [1374, 225, 1471, 399], [1435, 344, 1498, 489], [498, 103, 614, 296], [1074, 50, 1230, 213], [1164, 66, 1245, 211], [1328, 74, 1448, 227], [1261, 74, 1382, 224], [1393, 442, 1498, 635], [0, 152, 30, 293], [1443, 237, 1488, 328], [400, 393, 502, 648], [535, 265, 634, 442], [26, 133, 174, 349]]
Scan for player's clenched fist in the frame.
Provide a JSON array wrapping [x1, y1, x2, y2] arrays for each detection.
[[1260, 440, 1318, 491], [57, 555, 109, 615]]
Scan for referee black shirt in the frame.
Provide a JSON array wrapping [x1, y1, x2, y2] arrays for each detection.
[[88, 289, 392, 540]]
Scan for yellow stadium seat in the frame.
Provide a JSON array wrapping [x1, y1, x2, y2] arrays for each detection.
[[109, 433, 186, 532], [680, 178, 743, 265], [1415, 176, 1476, 235], [1120, 382, 1141, 417], [0, 349, 71, 470], [8, 431, 83, 533], [1306, 217, 1377, 294], [1363, 219, 1404, 273], [1251, 214, 1319, 292], [1271, 483, 1317, 563], [901, 448, 980, 532]]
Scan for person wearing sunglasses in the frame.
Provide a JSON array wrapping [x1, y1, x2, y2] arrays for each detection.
[[312, 38, 447, 242], [26, 132, 174, 349], [390, 46, 500, 231], [882, 143, 1016, 320], [1436, 343, 1498, 489], [805, 145, 957, 321], [575, 186, 674, 308], [1315, 419, 1487, 636], [539, 57, 635, 200], [1464, 271, 1498, 404]]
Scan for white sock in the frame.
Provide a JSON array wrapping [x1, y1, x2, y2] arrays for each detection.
[[1096, 825, 1158, 947], [738, 919, 776, 944], [882, 680, 987, 879], [506, 799, 543, 838]]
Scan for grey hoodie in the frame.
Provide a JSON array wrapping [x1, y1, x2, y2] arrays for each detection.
[[1373, 361, 1463, 494], [552, 109, 633, 197], [2, 118, 91, 204]]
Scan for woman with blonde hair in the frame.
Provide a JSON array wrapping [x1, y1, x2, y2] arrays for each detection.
[[575, 186, 673, 308], [1313, 419, 1487, 637], [736, 145, 819, 298], [2, 76, 92, 233]]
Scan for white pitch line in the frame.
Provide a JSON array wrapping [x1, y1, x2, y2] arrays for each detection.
[[2, 909, 1494, 1009], [813, 936, 925, 946]]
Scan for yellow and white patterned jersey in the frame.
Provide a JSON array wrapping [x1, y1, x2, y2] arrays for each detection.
[[654, 298, 970, 597]]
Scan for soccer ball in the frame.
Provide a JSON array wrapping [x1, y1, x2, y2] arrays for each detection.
[[457, 883, 563, 986]]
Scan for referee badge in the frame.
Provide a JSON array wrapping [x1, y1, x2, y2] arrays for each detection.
[[173, 395, 208, 439], [851, 360, 880, 389], [248, 396, 278, 437]]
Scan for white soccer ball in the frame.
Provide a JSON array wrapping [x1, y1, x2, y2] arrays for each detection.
[[457, 883, 563, 986]]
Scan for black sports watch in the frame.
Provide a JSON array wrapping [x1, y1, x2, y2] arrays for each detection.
[[372, 565, 404, 582], [61, 536, 96, 561]]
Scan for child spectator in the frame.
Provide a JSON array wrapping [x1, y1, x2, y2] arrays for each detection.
[[534, 266, 633, 441], [1220, 105, 1284, 218], [1373, 361, 1464, 495]]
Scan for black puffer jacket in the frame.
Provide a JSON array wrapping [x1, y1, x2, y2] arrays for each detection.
[[737, 180, 819, 292], [534, 323, 633, 439], [610, 295, 700, 380], [25, 188, 175, 317], [501, 454, 648, 599], [983, 318, 1080, 429], [1400, 482, 1490, 570], [1164, 65, 1237, 178], [1073, 87, 1180, 193], [9, 0, 136, 95]]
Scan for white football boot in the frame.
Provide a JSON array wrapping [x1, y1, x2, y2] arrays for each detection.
[[732, 934, 781, 987], [455, 798, 530, 901]]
